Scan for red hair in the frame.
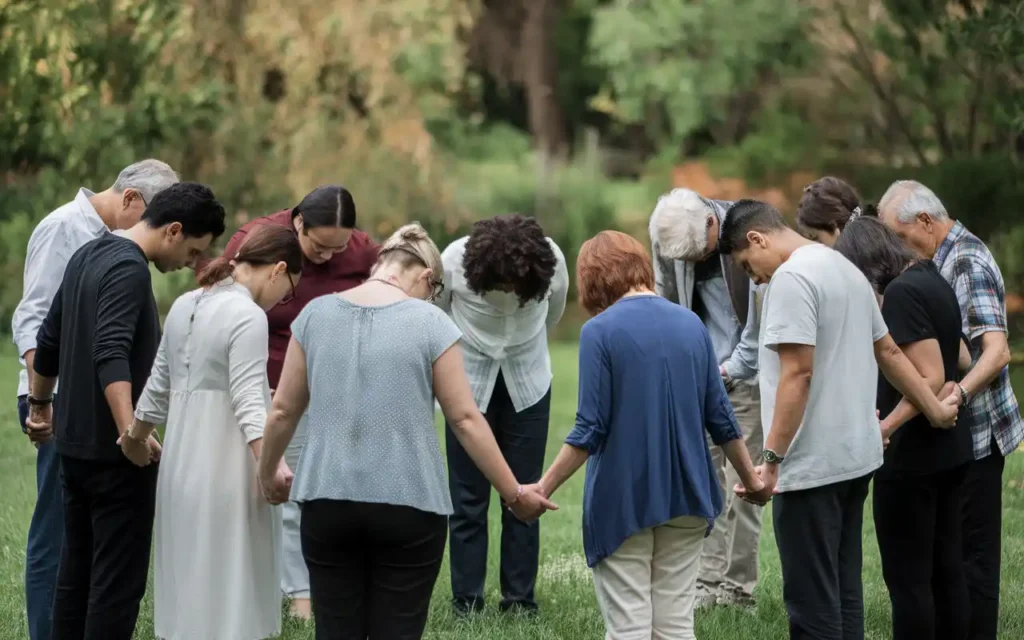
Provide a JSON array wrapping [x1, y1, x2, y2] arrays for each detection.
[[577, 231, 655, 315]]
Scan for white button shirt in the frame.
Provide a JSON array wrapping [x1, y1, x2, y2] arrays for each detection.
[[437, 236, 569, 413], [12, 188, 108, 396]]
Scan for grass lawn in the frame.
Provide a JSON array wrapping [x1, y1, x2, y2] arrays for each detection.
[[0, 341, 1023, 639]]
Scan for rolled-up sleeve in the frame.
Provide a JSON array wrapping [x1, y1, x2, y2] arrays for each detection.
[[227, 307, 272, 442], [704, 331, 742, 445], [134, 332, 172, 425], [92, 262, 151, 390], [13, 222, 69, 357], [565, 323, 612, 453]]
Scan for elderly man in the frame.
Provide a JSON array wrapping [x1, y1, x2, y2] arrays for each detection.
[[11, 159, 178, 640], [879, 180, 1021, 640], [648, 188, 762, 609]]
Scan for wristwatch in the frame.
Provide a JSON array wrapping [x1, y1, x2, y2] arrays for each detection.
[[26, 394, 53, 407], [762, 449, 784, 464], [956, 382, 970, 407]]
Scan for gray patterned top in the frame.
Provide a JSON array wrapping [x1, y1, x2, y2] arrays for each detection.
[[289, 295, 462, 515]]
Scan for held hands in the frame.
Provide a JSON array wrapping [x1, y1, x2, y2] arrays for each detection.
[[259, 460, 293, 505], [26, 403, 53, 445], [734, 464, 777, 506], [508, 483, 559, 522], [117, 432, 162, 467]]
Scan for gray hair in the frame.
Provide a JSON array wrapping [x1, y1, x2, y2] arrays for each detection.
[[879, 180, 949, 223], [111, 159, 179, 203], [649, 188, 716, 261]]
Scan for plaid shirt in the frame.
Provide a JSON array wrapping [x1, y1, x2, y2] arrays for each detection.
[[933, 221, 1024, 458]]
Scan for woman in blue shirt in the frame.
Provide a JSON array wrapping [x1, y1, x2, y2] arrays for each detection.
[[531, 231, 771, 639]]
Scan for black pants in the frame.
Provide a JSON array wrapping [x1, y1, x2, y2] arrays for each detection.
[[300, 499, 447, 640], [773, 473, 872, 640], [962, 439, 1006, 640], [446, 372, 550, 611], [874, 464, 969, 640], [51, 455, 157, 640]]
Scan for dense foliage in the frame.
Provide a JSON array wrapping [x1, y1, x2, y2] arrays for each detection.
[[1, 0, 1022, 325]]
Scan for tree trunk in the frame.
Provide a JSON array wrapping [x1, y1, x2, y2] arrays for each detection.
[[520, 0, 567, 158]]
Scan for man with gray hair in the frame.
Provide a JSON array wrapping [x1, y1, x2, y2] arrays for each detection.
[[11, 158, 178, 640], [648, 188, 763, 609], [879, 179, 1021, 640]]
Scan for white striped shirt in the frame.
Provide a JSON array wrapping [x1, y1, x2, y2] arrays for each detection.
[[437, 237, 569, 413]]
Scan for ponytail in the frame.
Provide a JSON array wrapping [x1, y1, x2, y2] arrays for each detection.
[[197, 256, 237, 287]]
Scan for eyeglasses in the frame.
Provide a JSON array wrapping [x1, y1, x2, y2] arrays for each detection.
[[280, 272, 297, 305], [429, 279, 445, 302]]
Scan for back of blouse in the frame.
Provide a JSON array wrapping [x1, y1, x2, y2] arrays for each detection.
[[287, 295, 462, 515]]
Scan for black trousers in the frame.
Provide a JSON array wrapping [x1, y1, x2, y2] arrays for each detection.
[[445, 371, 550, 610], [962, 439, 1006, 640], [300, 499, 447, 640], [51, 455, 157, 640], [773, 473, 872, 640], [874, 464, 969, 640]]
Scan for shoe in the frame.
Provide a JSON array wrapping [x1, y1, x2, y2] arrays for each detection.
[[716, 588, 756, 612], [452, 597, 484, 618]]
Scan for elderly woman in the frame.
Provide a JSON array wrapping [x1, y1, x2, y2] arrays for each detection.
[[531, 231, 770, 639], [256, 223, 555, 640]]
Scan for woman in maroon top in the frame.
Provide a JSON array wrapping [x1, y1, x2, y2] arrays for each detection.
[[221, 185, 378, 619]]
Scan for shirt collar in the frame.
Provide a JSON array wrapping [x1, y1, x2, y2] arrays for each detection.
[[933, 220, 966, 268], [74, 188, 108, 236], [707, 198, 733, 241]]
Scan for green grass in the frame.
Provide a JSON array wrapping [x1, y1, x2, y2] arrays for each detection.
[[0, 341, 1023, 639]]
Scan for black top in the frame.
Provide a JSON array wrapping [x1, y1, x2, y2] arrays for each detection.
[[877, 261, 973, 474], [34, 233, 161, 462]]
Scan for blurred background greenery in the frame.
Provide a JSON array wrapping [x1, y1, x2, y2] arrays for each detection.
[[1, 0, 1022, 335]]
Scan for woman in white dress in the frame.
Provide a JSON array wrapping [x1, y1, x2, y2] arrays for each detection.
[[120, 224, 302, 640]]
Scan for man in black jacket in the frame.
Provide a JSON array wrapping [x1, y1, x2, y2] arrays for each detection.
[[26, 182, 226, 640]]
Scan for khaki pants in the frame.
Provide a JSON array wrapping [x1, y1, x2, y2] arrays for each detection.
[[697, 380, 763, 598], [592, 516, 707, 640]]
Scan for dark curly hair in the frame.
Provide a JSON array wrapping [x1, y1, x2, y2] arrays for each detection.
[[462, 214, 557, 306]]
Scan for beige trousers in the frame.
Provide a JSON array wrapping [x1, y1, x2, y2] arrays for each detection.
[[697, 380, 764, 597], [592, 516, 707, 640]]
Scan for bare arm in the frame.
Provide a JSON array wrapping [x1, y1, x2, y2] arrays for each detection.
[[874, 334, 957, 428], [105, 381, 136, 436], [880, 338, 945, 434], [958, 338, 973, 372], [257, 337, 309, 482], [763, 344, 814, 458], [433, 344, 520, 503], [539, 445, 589, 497], [958, 331, 1011, 400]]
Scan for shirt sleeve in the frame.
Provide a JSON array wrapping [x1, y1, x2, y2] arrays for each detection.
[[703, 331, 742, 445], [565, 322, 612, 454], [134, 331, 172, 425], [32, 281, 65, 379], [545, 240, 569, 330], [881, 281, 934, 346], [227, 307, 272, 442], [435, 241, 460, 314], [222, 226, 251, 259], [761, 271, 818, 349], [427, 307, 462, 363], [952, 256, 1007, 340], [652, 241, 680, 304], [92, 261, 152, 390], [722, 282, 761, 380], [12, 221, 71, 357]]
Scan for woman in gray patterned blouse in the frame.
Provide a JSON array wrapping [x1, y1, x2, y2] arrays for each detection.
[[257, 223, 556, 640]]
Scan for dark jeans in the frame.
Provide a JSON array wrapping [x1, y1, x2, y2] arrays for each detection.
[[51, 455, 157, 640], [446, 372, 550, 611], [962, 439, 1006, 640], [300, 499, 447, 640], [18, 396, 64, 640], [773, 473, 872, 640], [874, 464, 969, 640]]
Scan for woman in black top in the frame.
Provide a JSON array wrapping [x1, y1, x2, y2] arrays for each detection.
[[835, 217, 972, 640]]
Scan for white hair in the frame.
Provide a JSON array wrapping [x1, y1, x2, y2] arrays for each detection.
[[111, 159, 179, 203], [648, 188, 715, 261], [879, 180, 949, 223]]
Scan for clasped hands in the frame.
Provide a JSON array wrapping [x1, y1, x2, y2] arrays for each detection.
[[117, 429, 162, 467], [509, 483, 559, 522], [25, 403, 53, 446], [258, 461, 294, 506], [733, 465, 776, 506], [879, 381, 962, 450]]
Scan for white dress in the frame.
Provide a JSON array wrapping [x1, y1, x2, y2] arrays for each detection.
[[135, 281, 281, 640]]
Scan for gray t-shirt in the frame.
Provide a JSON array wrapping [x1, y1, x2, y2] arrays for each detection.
[[289, 295, 462, 515], [759, 244, 887, 492]]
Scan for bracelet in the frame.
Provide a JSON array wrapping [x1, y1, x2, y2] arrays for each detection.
[[122, 428, 148, 443], [505, 485, 523, 507]]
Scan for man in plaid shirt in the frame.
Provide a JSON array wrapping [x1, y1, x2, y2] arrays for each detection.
[[880, 180, 1021, 640]]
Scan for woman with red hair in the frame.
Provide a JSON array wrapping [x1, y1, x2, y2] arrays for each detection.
[[529, 231, 771, 639]]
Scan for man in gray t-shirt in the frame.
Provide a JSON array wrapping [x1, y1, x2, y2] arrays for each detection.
[[719, 200, 959, 639]]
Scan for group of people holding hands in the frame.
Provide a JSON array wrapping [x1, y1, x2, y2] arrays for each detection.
[[12, 158, 1018, 640]]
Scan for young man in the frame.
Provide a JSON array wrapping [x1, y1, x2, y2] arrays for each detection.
[[437, 214, 569, 615], [879, 180, 1022, 640], [649, 188, 763, 608], [26, 182, 225, 640], [722, 200, 959, 639], [11, 159, 178, 640]]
